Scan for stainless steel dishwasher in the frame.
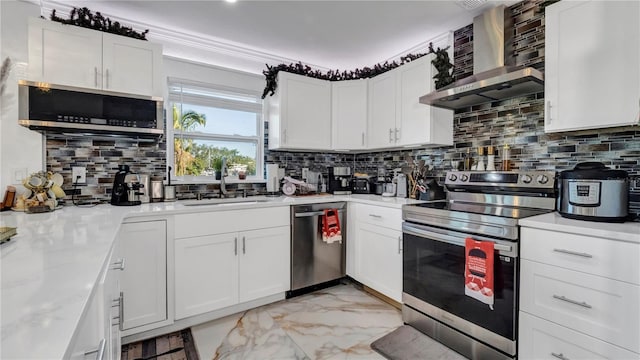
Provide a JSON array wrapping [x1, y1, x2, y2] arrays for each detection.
[[289, 202, 347, 297]]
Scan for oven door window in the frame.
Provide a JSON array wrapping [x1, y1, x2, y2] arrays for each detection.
[[403, 232, 517, 340]]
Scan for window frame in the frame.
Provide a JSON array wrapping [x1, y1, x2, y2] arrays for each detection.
[[167, 78, 265, 183]]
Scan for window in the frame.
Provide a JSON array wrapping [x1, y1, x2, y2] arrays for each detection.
[[168, 79, 264, 181]]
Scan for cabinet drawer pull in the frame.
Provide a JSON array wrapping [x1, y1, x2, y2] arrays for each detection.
[[242, 236, 246, 254], [551, 352, 570, 360], [552, 294, 592, 309], [94, 67, 98, 87], [234, 237, 238, 255], [105, 69, 109, 88], [111, 258, 126, 271], [84, 338, 106, 360], [369, 214, 382, 219], [118, 291, 124, 331], [553, 248, 593, 258], [395, 128, 400, 142], [389, 128, 394, 143]]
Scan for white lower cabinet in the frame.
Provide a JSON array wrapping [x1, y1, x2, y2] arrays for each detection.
[[519, 226, 640, 358], [119, 220, 168, 332], [519, 312, 638, 360], [174, 207, 290, 320], [351, 203, 403, 302]]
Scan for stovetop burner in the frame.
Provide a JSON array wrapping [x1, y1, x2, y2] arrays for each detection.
[[413, 200, 553, 220]]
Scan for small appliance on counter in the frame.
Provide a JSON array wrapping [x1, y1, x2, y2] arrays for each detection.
[[351, 177, 371, 194], [164, 166, 176, 202], [396, 173, 408, 198], [328, 167, 352, 194], [558, 162, 629, 222], [150, 176, 164, 202], [110, 165, 142, 206]]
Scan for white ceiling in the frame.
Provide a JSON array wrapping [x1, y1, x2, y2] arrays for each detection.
[[38, 0, 518, 73]]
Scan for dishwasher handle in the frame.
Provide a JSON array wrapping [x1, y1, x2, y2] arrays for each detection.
[[294, 209, 345, 218]]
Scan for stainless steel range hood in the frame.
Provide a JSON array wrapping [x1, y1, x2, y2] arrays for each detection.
[[420, 5, 544, 110]]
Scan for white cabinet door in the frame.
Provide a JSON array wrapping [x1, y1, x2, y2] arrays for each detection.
[[104, 246, 122, 360], [102, 33, 163, 97], [119, 220, 167, 330], [354, 221, 403, 302], [174, 233, 239, 320], [545, 1, 640, 132], [331, 79, 368, 150], [368, 71, 397, 149], [397, 55, 453, 147], [269, 72, 331, 150], [239, 226, 290, 303], [28, 17, 103, 89]]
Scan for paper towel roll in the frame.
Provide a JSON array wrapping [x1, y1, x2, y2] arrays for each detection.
[[266, 164, 279, 192]]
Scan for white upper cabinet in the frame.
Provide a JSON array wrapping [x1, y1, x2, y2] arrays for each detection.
[[544, 1, 640, 132], [28, 17, 163, 97], [331, 79, 368, 150], [368, 55, 453, 149], [396, 55, 453, 147], [267, 71, 332, 150]]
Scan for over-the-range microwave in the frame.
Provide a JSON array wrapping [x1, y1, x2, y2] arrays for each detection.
[[18, 80, 164, 139]]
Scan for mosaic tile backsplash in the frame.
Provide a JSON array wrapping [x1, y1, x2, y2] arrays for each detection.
[[46, 0, 638, 207]]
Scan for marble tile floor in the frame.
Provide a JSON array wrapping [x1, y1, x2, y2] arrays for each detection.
[[190, 283, 467, 360]]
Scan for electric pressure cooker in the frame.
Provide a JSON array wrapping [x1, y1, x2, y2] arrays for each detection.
[[558, 162, 629, 222]]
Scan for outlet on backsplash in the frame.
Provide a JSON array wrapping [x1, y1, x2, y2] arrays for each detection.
[[72, 167, 86, 184]]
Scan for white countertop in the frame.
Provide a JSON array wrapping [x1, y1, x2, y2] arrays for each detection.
[[0, 194, 422, 359], [519, 212, 640, 244]]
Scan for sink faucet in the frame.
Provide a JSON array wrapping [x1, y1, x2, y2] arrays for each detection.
[[220, 157, 229, 198]]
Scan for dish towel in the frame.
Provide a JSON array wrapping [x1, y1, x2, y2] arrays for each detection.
[[464, 237, 495, 310], [321, 209, 342, 244]]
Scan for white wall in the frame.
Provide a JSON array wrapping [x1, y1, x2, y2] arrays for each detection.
[[0, 0, 44, 193]]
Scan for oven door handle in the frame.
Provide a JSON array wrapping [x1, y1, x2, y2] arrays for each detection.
[[402, 223, 512, 253]]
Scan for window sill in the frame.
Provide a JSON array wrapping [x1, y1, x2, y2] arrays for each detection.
[[170, 176, 267, 185]]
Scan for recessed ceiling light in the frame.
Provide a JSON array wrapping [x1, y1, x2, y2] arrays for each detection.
[[225, 0, 237, 3], [456, 0, 487, 10]]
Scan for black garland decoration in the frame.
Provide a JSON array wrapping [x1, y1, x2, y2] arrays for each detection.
[[46, 7, 149, 41], [262, 42, 454, 99]]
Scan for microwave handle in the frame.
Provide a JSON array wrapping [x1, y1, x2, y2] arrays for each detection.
[[402, 223, 512, 253]]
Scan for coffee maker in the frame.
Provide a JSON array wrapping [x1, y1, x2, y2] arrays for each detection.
[[328, 167, 352, 194], [111, 165, 143, 206]]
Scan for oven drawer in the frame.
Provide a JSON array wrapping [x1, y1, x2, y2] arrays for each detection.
[[519, 312, 639, 360], [521, 227, 639, 285], [354, 203, 401, 231], [520, 260, 640, 353]]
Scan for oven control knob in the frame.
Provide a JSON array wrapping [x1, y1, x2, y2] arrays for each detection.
[[449, 174, 458, 182], [537, 174, 549, 184], [521, 174, 533, 184], [460, 174, 469, 182]]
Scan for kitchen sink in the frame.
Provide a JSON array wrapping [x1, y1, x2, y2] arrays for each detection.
[[181, 197, 271, 206]]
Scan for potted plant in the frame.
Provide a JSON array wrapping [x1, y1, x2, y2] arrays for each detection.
[[212, 158, 223, 180]]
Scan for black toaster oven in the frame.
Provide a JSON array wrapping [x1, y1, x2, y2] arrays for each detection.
[[351, 178, 371, 194]]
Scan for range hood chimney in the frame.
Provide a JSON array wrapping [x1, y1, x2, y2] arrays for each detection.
[[420, 5, 544, 110]]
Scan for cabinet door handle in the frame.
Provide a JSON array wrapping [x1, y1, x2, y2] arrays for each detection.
[[234, 237, 238, 255], [85, 338, 106, 360], [118, 291, 124, 331], [242, 236, 246, 254], [361, 132, 365, 146], [395, 128, 400, 142], [546, 100, 552, 124], [389, 128, 394, 143], [398, 236, 402, 254], [552, 294, 592, 309], [283, 129, 287, 144], [553, 248, 593, 258], [94, 67, 98, 87], [369, 214, 382, 219], [111, 258, 126, 271], [105, 69, 109, 89], [551, 352, 570, 360]]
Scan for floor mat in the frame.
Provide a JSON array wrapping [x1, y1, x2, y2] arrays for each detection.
[[121, 328, 200, 360], [371, 325, 459, 360]]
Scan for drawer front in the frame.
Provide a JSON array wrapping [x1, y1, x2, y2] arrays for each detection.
[[519, 312, 639, 360], [175, 206, 289, 238], [354, 203, 402, 231], [520, 260, 640, 353], [521, 227, 639, 285]]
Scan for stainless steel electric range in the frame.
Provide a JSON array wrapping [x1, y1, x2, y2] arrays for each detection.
[[401, 171, 557, 360]]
